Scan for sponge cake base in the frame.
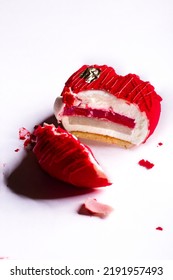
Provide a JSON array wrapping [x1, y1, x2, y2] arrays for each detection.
[[72, 131, 134, 149]]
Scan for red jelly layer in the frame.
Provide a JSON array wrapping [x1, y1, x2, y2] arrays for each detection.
[[63, 106, 135, 129]]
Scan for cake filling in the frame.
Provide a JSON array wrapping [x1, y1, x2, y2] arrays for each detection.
[[68, 116, 132, 135], [63, 106, 135, 129]]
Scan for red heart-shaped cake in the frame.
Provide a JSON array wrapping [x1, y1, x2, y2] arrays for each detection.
[[54, 65, 162, 147]]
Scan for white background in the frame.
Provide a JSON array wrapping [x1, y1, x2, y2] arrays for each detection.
[[0, 0, 173, 260]]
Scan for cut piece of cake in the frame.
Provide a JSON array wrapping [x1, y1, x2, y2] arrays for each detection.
[[33, 124, 111, 188], [54, 65, 162, 147]]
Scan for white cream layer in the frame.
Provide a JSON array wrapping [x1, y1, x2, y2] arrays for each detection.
[[54, 90, 149, 145]]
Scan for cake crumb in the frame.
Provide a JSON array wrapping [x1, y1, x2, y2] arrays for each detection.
[[19, 127, 30, 140], [156, 227, 163, 231], [18, 127, 36, 150], [14, 148, 20, 152], [138, 159, 154, 169], [78, 198, 113, 218], [157, 142, 163, 147]]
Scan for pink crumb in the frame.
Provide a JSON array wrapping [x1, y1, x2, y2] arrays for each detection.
[[14, 148, 20, 152], [156, 227, 163, 231], [78, 198, 114, 218], [138, 159, 154, 169]]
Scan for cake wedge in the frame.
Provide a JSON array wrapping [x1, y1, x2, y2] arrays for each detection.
[[33, 124, 111, 188]]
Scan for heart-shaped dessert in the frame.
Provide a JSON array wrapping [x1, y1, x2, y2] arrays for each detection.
[[54, 65, 162, 147], [33, 124, 111, 188]]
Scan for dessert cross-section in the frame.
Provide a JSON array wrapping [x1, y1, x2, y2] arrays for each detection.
[[54, 65, 162, 147]]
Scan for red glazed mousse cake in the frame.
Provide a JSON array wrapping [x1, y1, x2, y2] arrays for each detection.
[[54, 65, 162, 148]]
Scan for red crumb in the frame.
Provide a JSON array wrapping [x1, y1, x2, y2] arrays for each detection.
[[19, 127, 30, 140], [14, 148, 20, 152], [138, 159, 154, 169], [79, 198, 113, 218], [157, 142, 163, 147], [23, 135, 36, 150], [156, 227, 163, 231], [19, 127, 36, 150]]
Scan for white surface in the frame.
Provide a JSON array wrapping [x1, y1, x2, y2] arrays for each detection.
[[0, 0, 173, 260]]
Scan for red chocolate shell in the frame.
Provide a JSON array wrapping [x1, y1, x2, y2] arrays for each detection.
[[61, 65, 162, 141], [33, 124, 111, 188]]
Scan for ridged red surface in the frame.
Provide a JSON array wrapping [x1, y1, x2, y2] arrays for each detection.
[[33, 124, 111, 188], [61, 65, 162, 141]]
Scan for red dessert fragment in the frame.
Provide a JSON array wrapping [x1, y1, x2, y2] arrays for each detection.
[[157, 142, 163, 147], [14, 148, 20, 152], [156, 227, 163, 231], [19, 127, 30, 140], [23, 135, 36, 149], [138, 159, 154, 169], [19, 127, 36, 149], [33, 124, 111, 188], [81, 197, 114, 218]]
